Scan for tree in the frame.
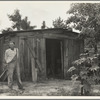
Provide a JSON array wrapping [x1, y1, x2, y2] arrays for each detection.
[[21, 17, 36, 30], [66, 3, 100, 53], [8, 9, 36, 31], [2, 27, 13, 34], [41, 21, 46, 29], [53, 17, 68, 29], [68, 53, 100, 95]]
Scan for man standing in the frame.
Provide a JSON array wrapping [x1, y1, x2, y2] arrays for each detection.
[[4, 41, 24, 90]]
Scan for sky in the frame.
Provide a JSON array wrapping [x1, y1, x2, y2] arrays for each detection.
[[0, 1, 73, 32]]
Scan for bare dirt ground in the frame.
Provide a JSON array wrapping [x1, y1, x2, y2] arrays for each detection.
[[0, 79, 100, 96]]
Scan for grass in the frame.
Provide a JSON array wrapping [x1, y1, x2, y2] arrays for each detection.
[[0, 80, 100, 96]]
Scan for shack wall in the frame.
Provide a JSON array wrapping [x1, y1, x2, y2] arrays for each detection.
[[18, 36, 46, 81], [0, 37, 4, 74], [0, 29, 84, 81], [64, 39, 84, 78]]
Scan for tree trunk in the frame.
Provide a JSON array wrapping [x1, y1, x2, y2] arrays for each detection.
[[81, 79, 84, 95], [94, 44, 98, 54]]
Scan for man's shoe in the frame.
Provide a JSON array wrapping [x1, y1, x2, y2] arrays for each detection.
[[18, 87, 25, 91], [7, 87, 13, 92]]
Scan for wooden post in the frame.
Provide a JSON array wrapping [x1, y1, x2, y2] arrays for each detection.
[[64, 39, 69, 78], [40, 38, 46, 79], [60, 41, 64, 79], [31, 58, 37, 82]]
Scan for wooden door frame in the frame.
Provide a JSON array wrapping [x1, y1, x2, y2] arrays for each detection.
[[45, 38, 64, 79], [60, 40, 64, 79]]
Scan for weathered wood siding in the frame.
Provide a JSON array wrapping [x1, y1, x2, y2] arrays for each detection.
[[36, 38, 46, 80], [19, 37, 35, 81], [0, 29, 84, 81], [0, 37, 4, 74], [18, 36, 46, 81], [64, 39, 84, 78]]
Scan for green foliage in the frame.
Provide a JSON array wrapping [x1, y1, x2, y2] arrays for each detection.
[[71, 74, 78, 81], [8, 9, 36, 31], [2, 28, 13, 34], [68, 52, 100, 95], [20, 17, 36, 30], [41, 21, 46, 29], [67, 66, 76, 72], [67, 3, 100, 53], [53, 17, 68, 29]]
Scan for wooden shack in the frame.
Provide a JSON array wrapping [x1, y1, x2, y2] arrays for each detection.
[[0, 28, 84, 82]]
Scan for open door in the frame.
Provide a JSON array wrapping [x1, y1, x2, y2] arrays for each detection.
[[46, 39, 64, 79]]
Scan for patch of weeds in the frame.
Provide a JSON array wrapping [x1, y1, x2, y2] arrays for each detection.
[[71, 86, 81, 96], [21, 92, 43, 96], [47, 85, 81, 96], [47, 88, 71, 96]]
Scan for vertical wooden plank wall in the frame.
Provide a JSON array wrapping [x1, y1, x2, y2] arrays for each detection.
[[40, 38, 46, 79], [64, 39, 74, 78], [0, 37, 4, 74], [18, 37, 25, 81], [36, 38, 46, 80], [23, 38, 33, 81], [64, 38, 83, 79], [19, 37, 33, 81], [64, 39, 69, 78], [18, 36, 46, 81], [31, 38, 37, 82], [36, 38, 40, 80], [68, 39, 73, 68]]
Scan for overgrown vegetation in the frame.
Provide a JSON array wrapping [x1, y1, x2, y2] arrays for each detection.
[[68, 52, 100, 96], [66, 3, 100, 53], [52, 17, 72, 31]]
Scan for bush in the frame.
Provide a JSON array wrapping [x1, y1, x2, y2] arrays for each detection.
[[67, 53, 100, 95]]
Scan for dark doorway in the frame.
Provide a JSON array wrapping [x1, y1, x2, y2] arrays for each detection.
[[46, 39, 64, 79]]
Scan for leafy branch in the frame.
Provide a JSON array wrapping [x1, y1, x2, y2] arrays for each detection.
[[67, 53, 100, 95]]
